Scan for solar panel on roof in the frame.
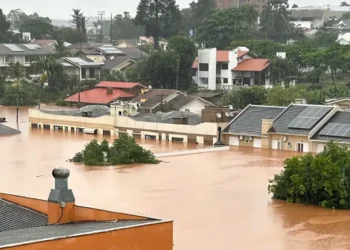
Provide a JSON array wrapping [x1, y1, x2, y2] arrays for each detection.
[[319, 123, 350, 137], [23, 44, 41, 50], [288, 106, 330, 129], [3, 44, 24, 52]]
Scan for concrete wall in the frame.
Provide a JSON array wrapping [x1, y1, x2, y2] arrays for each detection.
[[270, 134, 310, 152], [198, 48, 217, 90], [86, 55, 105, 63], [28, 109, 218, 145], [180, 99, 208, 115]]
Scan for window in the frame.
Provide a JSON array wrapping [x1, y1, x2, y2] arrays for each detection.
[[89, 68, 95, 78], [199, 63, 209, 71], [118, 111, 122, 116], [5, 56, 15, 63], [81, 68, 86, 79], [221, 63, 228, 70], [223, 78, 228, 84]]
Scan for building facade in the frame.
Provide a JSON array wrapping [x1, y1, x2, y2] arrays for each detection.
[[222, 103, 350, 154], [192, 47, 271, 90]]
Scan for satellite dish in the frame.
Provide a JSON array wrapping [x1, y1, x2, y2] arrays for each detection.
[[123, 110, 128, 115], [216, 113, 222, 118], [156, 111, 162, 116], [149, 85, 152, 89], [230, 111, 234, 117], [225, 112, 230, 117], [229, 105, 233, 110]]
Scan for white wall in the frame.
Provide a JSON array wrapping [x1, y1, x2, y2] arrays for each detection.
[[198, 48, 217, 90], [291, 21, 312, 29], [180, 99, 207, 115]]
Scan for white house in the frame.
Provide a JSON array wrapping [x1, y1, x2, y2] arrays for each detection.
[[192, 47, 271, 90], [337, 33, 350, 45], [57, 57, 104, 81], [0, 43, 53, 69]]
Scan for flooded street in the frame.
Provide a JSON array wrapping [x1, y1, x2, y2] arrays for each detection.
[[2, 106, 350, 250]]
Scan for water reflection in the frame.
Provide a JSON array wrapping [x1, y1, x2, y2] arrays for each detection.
[[2, 106, 350, 250]]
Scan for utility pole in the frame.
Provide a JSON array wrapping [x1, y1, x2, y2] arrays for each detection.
[[157, 94, 164, 112], [176, 56, 180, 90], [110, 13, 113, 43], [97, 11, 105, 40]]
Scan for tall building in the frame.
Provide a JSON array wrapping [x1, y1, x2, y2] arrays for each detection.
[[214, 0, 267, 13]]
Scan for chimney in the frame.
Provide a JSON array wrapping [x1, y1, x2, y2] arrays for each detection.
[[48, 168, 75, 224], [107, 88, 113, 95], [261, 119, 273, 135]]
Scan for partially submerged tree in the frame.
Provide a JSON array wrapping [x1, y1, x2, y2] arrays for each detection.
[[269, 142, 350, 209], [71, 135, 159, 166]]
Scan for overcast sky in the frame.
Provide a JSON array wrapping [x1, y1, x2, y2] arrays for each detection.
[[0, 0, 345, 19]]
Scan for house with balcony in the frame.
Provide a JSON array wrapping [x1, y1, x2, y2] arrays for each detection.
[[57, 57, 104, 81], [192, 47, 271, 90], [0, 43, 53, 68]]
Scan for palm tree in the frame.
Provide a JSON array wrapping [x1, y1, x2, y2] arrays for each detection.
[[72, 9, 83, 32], [34, 56, 56, 109], [8, 62, 25, 123]]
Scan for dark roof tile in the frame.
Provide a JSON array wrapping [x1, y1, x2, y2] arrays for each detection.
[[0, 199, 48, 233], [226, 105, 285, 136]]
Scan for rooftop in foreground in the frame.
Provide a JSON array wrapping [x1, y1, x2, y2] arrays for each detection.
[[0, 168, 173, 249]]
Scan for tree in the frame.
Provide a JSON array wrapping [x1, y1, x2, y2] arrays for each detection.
[[168, 36, 196, 90], [135, 0, 182, 49], [260, 0, 296, 42], [53, 27, 86, 44], [323, 43, 350, 84], [292, 4, 298, 8], [20, 19, 53, 39], [285, 40, 316, 78], [111, 12, 144, 40], [268, 57, 297, 86], [229, 39, 282, 57], [221, 86, 267, 108], [341, 1, 350, 6], [0, 9, 10, 41], [71, 9, 87, 43], [8, 62, 25, 122], [266, 86, 300, 106], [141, 50, 178, 88], [196, 6, 259, 49], [187, 0, 214, 37], [34, 56, 56, 109], [268, 142, 350, 209], [71, 136, 159, 166], [314, 29, 338, 47], [55, 40, 71, 58]]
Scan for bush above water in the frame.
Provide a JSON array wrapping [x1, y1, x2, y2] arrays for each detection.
[[268, 142, 350, 209], [71, 135, 159, 166]]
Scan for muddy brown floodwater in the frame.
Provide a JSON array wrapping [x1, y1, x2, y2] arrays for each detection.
[[2, 106, 350, 250]]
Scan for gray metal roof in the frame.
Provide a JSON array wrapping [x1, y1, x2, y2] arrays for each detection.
[[226, 105, 285, 136], [312, 111, 350, 143], [102, 48, 148, 70], [0, 199, 48, 233], [0, 219, 159, 247], [271, 104, 333, 135], [0, 44, 54, 56], [132, 89, 180, 109], [291, 9, 325, 18], [0, 124, 20, 136], [131, 111, 201, 125]]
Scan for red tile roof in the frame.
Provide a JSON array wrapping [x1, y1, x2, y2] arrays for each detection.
[[238, 51, 249, 57], [232, 59, 270, 72], [64, 88, 134, 104], [192, 57, 198, 68], [216, 50, 229, 62], [95, 81, 141, 89]]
